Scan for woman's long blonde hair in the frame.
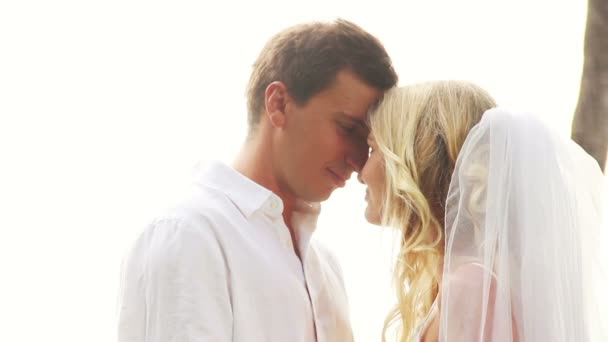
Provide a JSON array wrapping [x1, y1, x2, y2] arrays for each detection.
[[369, 81, 496, 342]]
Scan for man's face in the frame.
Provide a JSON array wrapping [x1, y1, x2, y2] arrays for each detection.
[[276, 70, 382, 202]]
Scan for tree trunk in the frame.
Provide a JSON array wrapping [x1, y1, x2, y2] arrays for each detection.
[[572, 0, 608, 172]]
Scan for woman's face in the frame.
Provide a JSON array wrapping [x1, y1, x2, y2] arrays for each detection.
[[359, 134, 386, 224]]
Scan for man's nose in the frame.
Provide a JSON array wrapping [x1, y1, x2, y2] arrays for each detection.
[[349, 142, 369, 173], [347, 142, 369, 174]]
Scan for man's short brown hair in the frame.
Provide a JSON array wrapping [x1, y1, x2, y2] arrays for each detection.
[[246, 19, 398, 131]]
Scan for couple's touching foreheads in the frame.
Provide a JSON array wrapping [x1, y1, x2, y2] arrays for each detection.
[[118, 19, 607, 342]]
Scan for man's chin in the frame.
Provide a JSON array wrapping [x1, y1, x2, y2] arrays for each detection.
[[295, 187, 332, 203], [312, 183, 341, 202], [309, 190, 333, 203]]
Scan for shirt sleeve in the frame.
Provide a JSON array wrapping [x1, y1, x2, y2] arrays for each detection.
[[118, 216, 232, 342]]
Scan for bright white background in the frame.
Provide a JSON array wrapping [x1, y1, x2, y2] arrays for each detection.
[[1, 0, 605, 341]]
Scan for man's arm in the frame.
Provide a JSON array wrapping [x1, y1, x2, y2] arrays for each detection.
[[118, 216, 232, 342]]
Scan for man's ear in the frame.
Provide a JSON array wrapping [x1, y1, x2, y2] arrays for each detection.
[[264, 81, 288, 128]]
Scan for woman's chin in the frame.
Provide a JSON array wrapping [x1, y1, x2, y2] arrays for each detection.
[[364, 207, 382, 225]]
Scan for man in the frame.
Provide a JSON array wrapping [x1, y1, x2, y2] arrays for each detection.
[[118, 19, 397, 341]]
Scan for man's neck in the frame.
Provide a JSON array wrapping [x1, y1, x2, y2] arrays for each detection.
[[232, 135, 296, 228], [233, 139, 305, 259]]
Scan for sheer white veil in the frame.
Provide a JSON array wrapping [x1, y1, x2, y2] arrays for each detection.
[[439, 108, 607, 341]]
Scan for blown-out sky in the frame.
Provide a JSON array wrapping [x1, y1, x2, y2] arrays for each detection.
[[1, 1, 603, 341]]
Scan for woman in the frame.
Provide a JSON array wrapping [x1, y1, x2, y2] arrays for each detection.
[[360, 81, 607, 341]]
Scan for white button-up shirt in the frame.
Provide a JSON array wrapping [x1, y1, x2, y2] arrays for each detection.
[[118, 161, 354, 342]]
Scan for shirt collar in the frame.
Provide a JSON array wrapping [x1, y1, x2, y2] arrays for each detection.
[[194, 161, 323, 254], [195, 161, 274, 218]]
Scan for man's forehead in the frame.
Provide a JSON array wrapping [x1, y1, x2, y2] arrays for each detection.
[[331, 86, 381, 116]]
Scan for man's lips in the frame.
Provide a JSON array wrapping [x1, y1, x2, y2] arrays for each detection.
[[327, 169, 347, 187]]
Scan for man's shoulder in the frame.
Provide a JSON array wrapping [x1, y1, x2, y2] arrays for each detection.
[[161, 183, 237, 224], [138, 184, 239, 244]]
